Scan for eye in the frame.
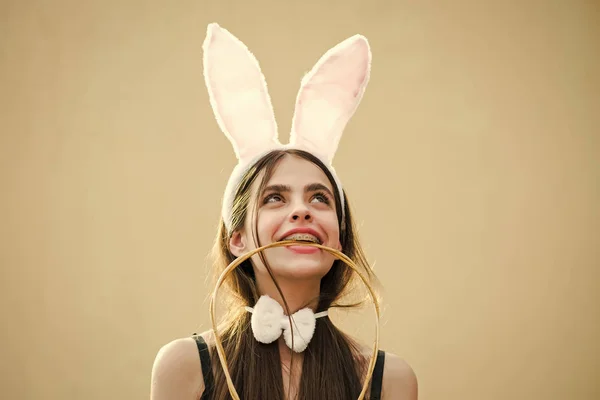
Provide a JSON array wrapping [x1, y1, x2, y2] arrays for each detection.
[[263, 193, 284, 204], [311, 191, 331, 205]]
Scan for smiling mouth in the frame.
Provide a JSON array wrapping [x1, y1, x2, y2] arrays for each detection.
[[279, 233, 322, 245]]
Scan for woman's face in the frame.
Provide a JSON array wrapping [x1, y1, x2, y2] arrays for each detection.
[[229, 154, 341, 280]]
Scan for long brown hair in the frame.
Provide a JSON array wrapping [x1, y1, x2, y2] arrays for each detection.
[[209, 149, 379, 399]]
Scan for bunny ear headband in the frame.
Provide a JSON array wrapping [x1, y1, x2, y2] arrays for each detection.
[[202, 23, 371, 233]]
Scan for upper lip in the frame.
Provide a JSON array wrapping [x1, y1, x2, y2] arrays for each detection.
[[278, 227, 323, 244]]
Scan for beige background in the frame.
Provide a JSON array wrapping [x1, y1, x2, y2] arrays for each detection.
[[1, 0, 598, 399]]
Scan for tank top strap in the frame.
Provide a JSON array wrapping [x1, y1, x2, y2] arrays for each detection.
[[369, 350, 386, 399], [192, 334, 214, 400]]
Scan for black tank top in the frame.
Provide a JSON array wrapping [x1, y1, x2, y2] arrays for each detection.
[[192, 334, 386, 399]]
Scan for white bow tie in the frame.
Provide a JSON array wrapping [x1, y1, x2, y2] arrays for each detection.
[[244, 295, 329, 353]]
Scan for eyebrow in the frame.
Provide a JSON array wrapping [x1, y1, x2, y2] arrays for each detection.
[[262, 183, 334, 199]]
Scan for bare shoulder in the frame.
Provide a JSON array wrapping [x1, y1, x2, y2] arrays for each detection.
[[354, 342, 417, 399], [150, 334, 208, 400], [380, 352, 418, 400]]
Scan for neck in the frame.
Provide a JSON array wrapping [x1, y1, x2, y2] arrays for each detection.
[[255, 275, 321, 315], [253, 274, 323, 364]]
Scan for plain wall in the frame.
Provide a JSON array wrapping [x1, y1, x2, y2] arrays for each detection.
[[1, 0, 598, 399]]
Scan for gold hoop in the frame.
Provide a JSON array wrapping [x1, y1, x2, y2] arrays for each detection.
[[209, 240, 381, 400]]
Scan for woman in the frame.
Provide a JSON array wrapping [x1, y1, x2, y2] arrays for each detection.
[[151, 23, 418, 399]]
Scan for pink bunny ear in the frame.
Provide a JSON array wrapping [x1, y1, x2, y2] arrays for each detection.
[[203, 23, 280, 162], [289, 35, 371, 164]]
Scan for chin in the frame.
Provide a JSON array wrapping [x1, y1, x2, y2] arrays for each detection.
[[268, 253, 334, 281], [280, 263, 332, 280]]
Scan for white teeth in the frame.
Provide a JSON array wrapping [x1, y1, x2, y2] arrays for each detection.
[[281, 233, 321, 244]]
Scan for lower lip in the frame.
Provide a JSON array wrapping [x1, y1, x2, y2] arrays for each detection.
[[286, 245, 320, 254]]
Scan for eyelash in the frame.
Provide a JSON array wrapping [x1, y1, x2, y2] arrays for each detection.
[[312, 191, 331, 205], [262, 191, 331, 205], [263, 193, 283, 204]]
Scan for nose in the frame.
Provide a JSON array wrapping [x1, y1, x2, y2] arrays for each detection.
[[290, 204, 312, 222]]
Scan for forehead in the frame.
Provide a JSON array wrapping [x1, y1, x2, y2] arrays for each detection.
[[266, 154, 333, 189]]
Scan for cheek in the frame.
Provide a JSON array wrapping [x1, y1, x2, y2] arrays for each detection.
[[324, 215, 341, 244], [256, 211, 281, 242]]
